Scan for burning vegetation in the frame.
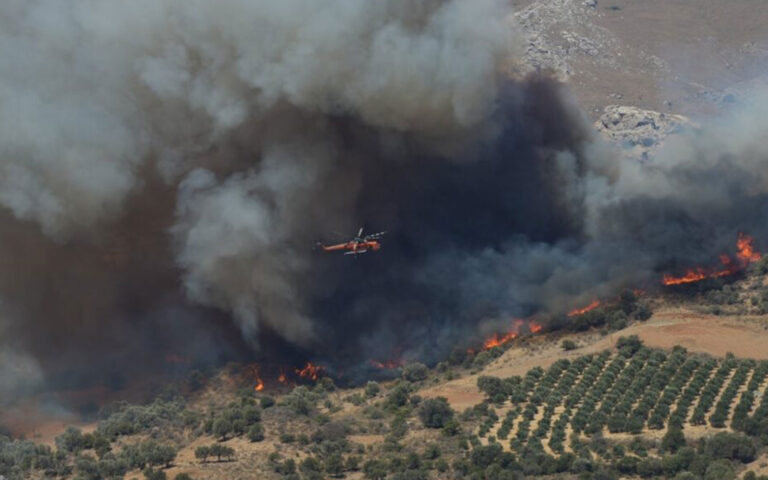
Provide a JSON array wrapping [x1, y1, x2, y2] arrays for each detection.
[[662, 234, 762, 286], [568, 300, 602, 317]]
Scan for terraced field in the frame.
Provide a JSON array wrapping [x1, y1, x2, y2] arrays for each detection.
[[476, 338, 768, 455]]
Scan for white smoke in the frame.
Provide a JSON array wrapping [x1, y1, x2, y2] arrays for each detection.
[[4, 0, 768, 367], [0, 0, 518, 345]]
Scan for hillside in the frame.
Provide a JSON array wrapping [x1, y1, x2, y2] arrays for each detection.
[[6, 265, 768, 480], [4, 1, 768, 480]]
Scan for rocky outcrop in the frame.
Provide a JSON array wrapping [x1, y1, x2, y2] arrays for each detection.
[[595, 105, 692, 160]]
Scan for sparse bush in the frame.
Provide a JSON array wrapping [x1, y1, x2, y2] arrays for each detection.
[[259, 395, 275, 409], [418, 397, 454, 428], [704, 459, 735, 480], [212, 419, 232, 440], [472, 351, 493, 369], [363, 459, 388, 480], [477, 376, 506, 403], [207, 444, 235, 462], [442, 418, 461, 436], [661, 427, 686, 453], [385, 383, 412, 409], [470, 443, 503, 469], [247, 423, 264, 442], [275, 458, 296, 475], [194, 446, 210, 463], [616, 335, 643, 356], [365, 381, 380, 398], [55, 427, 87, 453], [299, 456, 323, 475], [562, 339, 578, 351], [143, 467, 167, 480], [635, 302, 653, 321], [402, 363, 429, 382], [704, 432, 756, 462], [284, 386, 319, 416]]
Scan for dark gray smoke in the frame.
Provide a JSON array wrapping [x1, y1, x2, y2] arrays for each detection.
[[1, 0, 768, 394]]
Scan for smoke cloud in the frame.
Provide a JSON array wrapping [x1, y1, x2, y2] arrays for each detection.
[[1, 0, 768, 390]]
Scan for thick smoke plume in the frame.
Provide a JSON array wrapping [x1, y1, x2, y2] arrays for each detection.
[[2, 0, 768, 393]]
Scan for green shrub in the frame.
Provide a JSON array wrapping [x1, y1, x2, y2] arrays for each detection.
[[247, 423, 264, 442], [661, 427, 686, 453], [259, 395, 275, 409], [365, 381, 380, 398], [402, 363, 429, 382], [704, 432, 756, 462], [418, 398, 454, 428]]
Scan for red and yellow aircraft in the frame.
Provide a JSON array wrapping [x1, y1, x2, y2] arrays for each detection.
[[316, 227, 386, 256]]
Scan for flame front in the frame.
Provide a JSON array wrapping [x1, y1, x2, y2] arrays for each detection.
[[662, 233, 761, 286], [476, 318, 545, 351], [567, 300, 601, 317], [249, 365, 264, 392], [737, 233, 761, 263], [295, 362, 324, 382], [370, 359, 402, 370]]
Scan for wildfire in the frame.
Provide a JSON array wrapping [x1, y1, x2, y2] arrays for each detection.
[[248, 365, 265, 392], [278, 369, 287, 384], [476, 318, 547, 351], [737, 233, 761, 262], [483, 330, 519, 350], [254, 376, 264, 392], [295, 362, 324, 382], [370, 359, 402, 370], [662, 233, 761, 286], [567, 300, 601, 317]]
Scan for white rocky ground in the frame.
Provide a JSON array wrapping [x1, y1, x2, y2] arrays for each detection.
[[508, 0, 768, 118], [594, 105, 691, 160]]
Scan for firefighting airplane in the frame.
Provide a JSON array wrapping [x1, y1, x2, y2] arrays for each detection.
[[315, 227, 386, 256]]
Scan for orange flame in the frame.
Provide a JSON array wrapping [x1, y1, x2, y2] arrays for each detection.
[[482, 331, 518, 350], [567, 300, 601, 317], [370, 360, 402, 370], [662, 233, 761, 286], [476, 318, 543, 351], [244, 364, 264, 392], [737, 233, 761, 263], [295, 362, 324, 382], [278, 369, 287, 384], [662, 268, 723, 286], [248, 365, 265, 392]]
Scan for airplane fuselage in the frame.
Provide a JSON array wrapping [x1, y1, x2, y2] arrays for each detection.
[[320, 240, 381, 255]]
